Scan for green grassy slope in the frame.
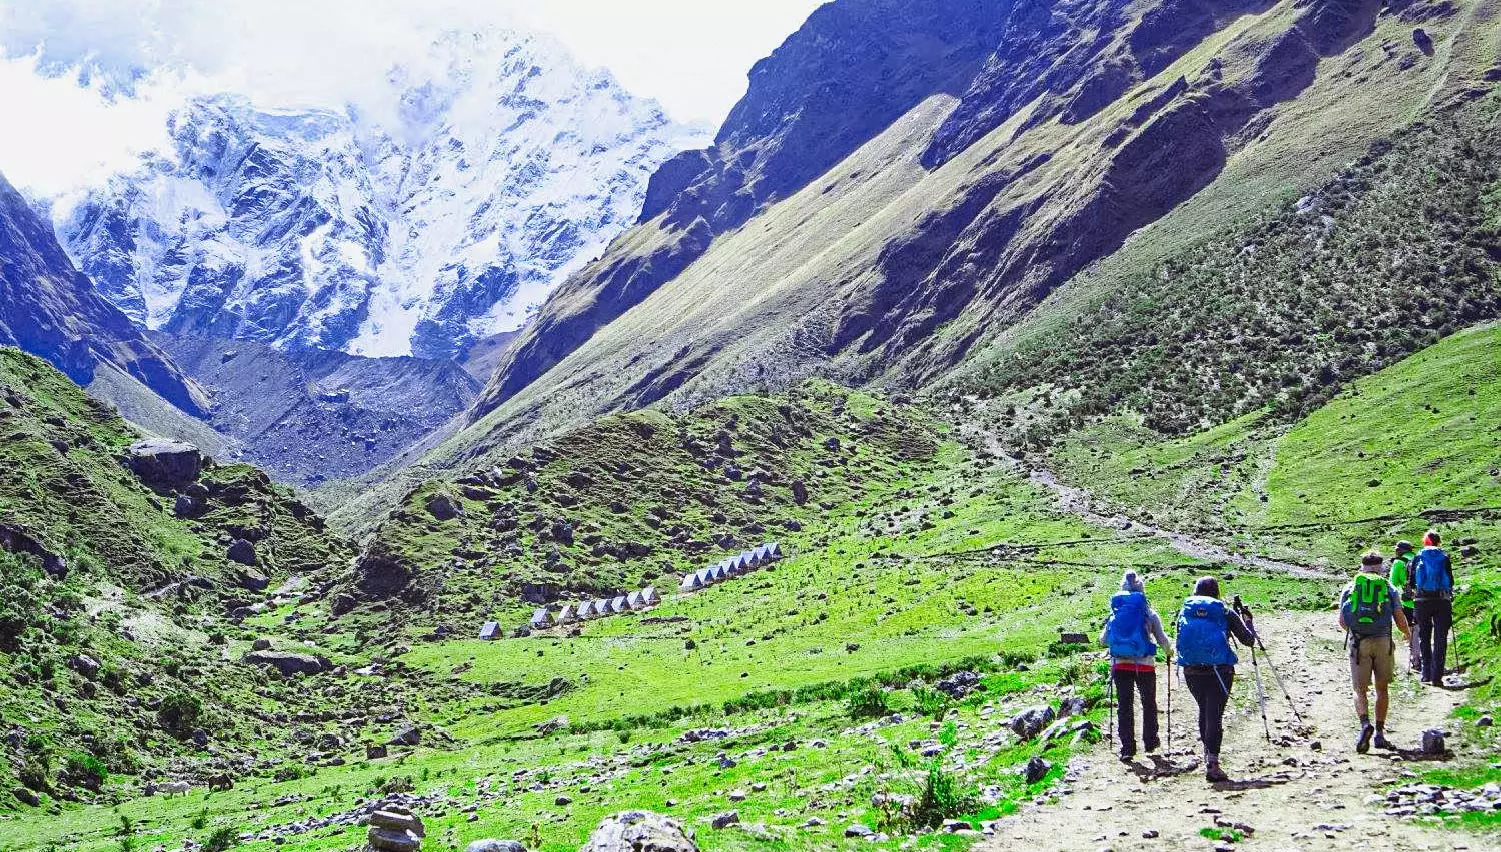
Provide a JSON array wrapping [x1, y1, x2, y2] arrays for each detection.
[[0, 347, 357, 809]]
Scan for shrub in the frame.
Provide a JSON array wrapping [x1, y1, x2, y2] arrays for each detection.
[[911, 686, 949, 718], [912, 762, 978, 828], [204, 826, 239, 852], [844, 684, 889, 719], [63, 753, 107, 790], [158, 692, 202, 734]]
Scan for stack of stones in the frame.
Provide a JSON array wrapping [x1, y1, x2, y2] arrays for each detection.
[[1379, 782, 1501, 818], [366, 804, 425, 851]]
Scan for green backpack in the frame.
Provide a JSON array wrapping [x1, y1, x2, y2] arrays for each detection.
[[1344, 574, 1393, 638]]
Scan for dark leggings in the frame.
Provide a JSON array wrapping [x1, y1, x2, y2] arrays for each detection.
[[1111, 668, 1159, 753], [1184, 667, 1235, 757], [1415, 598, 1453, 683]]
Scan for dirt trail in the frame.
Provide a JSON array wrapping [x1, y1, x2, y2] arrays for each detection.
[[983, 612, 1472, 851]]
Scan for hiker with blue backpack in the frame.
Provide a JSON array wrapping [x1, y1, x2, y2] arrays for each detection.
[[1176, 577, 1256, 783], [1339, 551, 1412, 752], [1101, 570, 1173, 761], [1411, 530, 1455, 686]]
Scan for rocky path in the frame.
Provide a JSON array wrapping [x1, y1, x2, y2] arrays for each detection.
[[983, 611, 1474, 851]]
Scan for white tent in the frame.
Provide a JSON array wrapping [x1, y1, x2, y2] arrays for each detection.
[[641, 587, 660, 606], [557, 605, 578, 624], [479, 621, 500, 640], [610, 595, 629, 613], [680, 573, 703, 591], [593, 598, 611, 617], [530, 608, 554, 628], [576, 600, 597, 619], [626, 591, 645, 609], [764, 542, 783, 560]]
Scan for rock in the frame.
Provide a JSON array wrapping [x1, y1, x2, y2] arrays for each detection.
[[243, 650, 330, 676], [67, 654, 101, 679], [580, 811, 697, 852], [466, 842, 527, 852], [366, 744, 388, 760], [389, 725, 422, 747], [227, 538, 258, 566], [1058, 696, 1087, 718], [1460, 545, 1480, 558], [332, 593, 358, 616], [727, 790, 747, 802], [1421, 729, 1447, 755], [844, 825, 874, 838], [14, 787, 40, 806], [191, 728, 210, 747], [1009, 705, 1056, 740], [173, 492, 205, 518], [252, 638, 272, 651], [238, 568, 270, 591], [1413, 27, 1434, 54], [368, 805, 425, 852], [127, 439, 202, 489], [1023, 756, 1052, 785], [535, 715, 569, 735], [710, 811, 739, 829], [556, 795, 574, 806], [935, 671, 980, 699], [1477, 715, 1493, 728], [425, 492, 463, 521], [791, 479, 808, 505]]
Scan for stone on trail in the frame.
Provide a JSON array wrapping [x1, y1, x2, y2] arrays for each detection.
[[1421, 729, 1447, 755], [581, 811, 697, 852]]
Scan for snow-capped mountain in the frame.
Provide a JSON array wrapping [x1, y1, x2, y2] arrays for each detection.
[[55, 30, 707, 360]]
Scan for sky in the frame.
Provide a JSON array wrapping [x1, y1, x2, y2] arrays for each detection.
[[0, 0, 824, 196]]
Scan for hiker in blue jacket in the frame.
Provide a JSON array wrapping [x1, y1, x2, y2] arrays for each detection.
[[1176, 577, 1256, 783], [1100, 570, 1173, 761], [1411, 530, 1456, 686]]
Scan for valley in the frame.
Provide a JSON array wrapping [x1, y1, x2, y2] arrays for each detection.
[[1, 0, 1500, 850]]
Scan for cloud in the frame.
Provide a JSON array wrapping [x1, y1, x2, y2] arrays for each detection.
[[0, 0, 824, 196]]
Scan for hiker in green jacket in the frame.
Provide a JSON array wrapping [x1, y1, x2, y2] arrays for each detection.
[[1388, 540, 1420, 672], [1340, 551, 1412, 753]]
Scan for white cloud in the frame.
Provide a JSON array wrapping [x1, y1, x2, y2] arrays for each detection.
[[0, 0, 825, 196]]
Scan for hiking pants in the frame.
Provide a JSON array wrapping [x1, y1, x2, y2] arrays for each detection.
[[1402, 605, 1419, 671], [1111, 667, 1159, 754], [1415, 598, 1453, 684], [1184, 666, 1235, 757]]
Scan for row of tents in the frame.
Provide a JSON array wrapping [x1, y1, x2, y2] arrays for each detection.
[[678, 542, 783, 592], [520, 586, 662, 633]]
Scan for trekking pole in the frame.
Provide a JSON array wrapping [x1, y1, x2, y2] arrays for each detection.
[[1166, 659, 1173, 753], [1248, 642, 1272, 744], [1234, 596, 1305, 726]]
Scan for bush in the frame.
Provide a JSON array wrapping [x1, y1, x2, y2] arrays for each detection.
[[63, 753, 107, 790], [911, 686, 949, 718], [203, 826, 239, 852], [158, 692, 202, 734], [912, 762, 978, 828], [844, 684, 889, 719]]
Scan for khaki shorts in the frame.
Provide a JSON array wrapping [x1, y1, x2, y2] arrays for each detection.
[[1350, 635, 1396, 688]]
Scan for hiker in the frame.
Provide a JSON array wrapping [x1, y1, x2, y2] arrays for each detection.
[[1176, 577, 1256, 783], [1411, 530, 1455, 686], [1387, 540, 1421, 672], [1100, 570, 1173, 761], [1339, 551, 1412, 752]]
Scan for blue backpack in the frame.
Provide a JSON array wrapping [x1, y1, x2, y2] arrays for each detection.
[[1176, 596, 1237, 667], [1412, 547, 1453, 594], [1105, 591, 1157, 658]]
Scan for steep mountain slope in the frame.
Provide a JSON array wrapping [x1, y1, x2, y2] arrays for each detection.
[[55, 30, 705, 361], [155, 334, 481, 486], [0, 170, 207, 419], [394, 0, 1490, 507]]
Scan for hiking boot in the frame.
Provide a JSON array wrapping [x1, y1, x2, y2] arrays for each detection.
[[1374, 731, 1394, 751], [1356, 722, 1375, 754], [1143, 737, 1161, 754], [1205, 759, 1229, 783], [1118, 748, 1136, 763]]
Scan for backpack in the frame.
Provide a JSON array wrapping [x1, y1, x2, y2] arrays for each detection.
[[1342, 574, 1394, 638], [1412, 547, 1453, 595], [1105, 591, 1157, 658], [1175, 596, 1237, 667], [1388, 555, 1414, 602]]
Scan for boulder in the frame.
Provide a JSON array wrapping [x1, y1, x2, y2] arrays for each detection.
[[366, 744, 389, 760], [227, 538, 258, 567], [935, 671, 980, 699], [243, 650, 330, 676], [1023, 756, 1052, 785], [1009, 705, 1056, 740], [580, 811, 697, 852], [67, 654, 101, 679], [389, 725, 422, 747], [173, 492, 205, 519], [13, 787, 40, 807], [466, 842, 526, 852], [710, 811, 739, 829], [251, 638, 272, 651], [332, 593, 358, 616], [237, 568, 270, 591], [368, 805, 425, 852], [1421, 729, 1447, 755], [127, 439, 203, 490], [425, 492, 463, 521]]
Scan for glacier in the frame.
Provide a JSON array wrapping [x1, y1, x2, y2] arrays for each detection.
[[55, 29, 708, 361]]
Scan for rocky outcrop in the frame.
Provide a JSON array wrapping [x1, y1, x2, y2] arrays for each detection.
[[0, 170, 206, 416], [127, 439, 203, 490], [243, 650, 331, 676], [366, 805, 425, 852], [580, 811, 697, 852]]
